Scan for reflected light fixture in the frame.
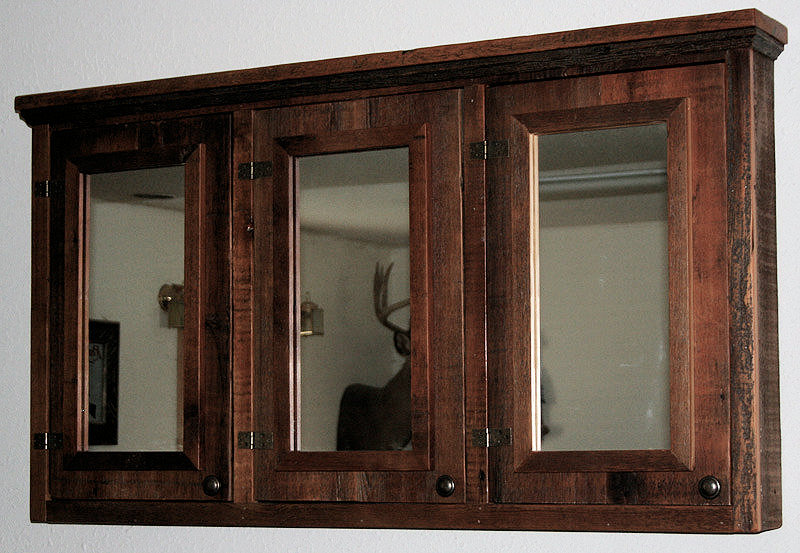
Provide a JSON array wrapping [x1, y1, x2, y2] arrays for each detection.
[[300, 301, 324, 336], [157, 283, 184, 328]]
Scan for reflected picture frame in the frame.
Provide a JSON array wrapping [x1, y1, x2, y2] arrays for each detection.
[[88, 320, 119, 445]]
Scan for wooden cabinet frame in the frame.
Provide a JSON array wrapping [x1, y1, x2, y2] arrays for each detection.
[[18, 9, 785, 532]]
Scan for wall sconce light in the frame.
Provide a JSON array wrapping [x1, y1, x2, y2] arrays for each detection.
[[300, 301, 324, 336], [158, 283, 184, 328]]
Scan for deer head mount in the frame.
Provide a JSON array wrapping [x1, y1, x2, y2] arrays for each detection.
[[373, 262, 410, 356], [336, 262, 412, 451]]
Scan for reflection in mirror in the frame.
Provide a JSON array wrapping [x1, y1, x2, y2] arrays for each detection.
[[296, 148, 411, 451], [535, 124, 669, 451], [87, 166, 184, 452]]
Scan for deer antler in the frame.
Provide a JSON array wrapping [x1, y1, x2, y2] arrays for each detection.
[[373, 263, 410, 336]]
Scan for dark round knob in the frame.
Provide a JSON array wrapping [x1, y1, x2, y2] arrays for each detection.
[[435, 474, 456, 497], [698, 475, 721, 500], [202, 475, 221, 497]]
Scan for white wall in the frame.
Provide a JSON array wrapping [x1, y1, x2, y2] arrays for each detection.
[[1, 1, 797, 551]]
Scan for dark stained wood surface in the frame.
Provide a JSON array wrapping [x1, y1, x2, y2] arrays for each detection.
[[461, 85, 489, 504], [752, 52, 782, 534], [726, 48, 782, 532], [181, 144, 204, 470], [231, 109, 255, 503], [45, 499, 743, 533], [665, 100, 693, 472], [30, 124, 51, 522]]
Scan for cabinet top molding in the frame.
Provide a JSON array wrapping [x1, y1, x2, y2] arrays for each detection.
[[15, 9, 786, 126]]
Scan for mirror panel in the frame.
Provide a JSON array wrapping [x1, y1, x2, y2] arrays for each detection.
[[87, 166, 185, 452], [295, 148, 411, 452], [535, 124, 670, 451]]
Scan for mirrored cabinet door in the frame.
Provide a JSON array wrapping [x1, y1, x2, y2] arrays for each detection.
[[253, 91, 465, 503], [47, 116, 231, 501], [487, 64, 729, 504]]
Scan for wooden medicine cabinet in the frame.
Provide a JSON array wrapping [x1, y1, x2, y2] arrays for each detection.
[[17, 9, 785, 532]]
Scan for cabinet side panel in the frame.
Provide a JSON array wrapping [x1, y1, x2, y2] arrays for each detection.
[[30, 124, 51, 522], [726, 48, 782, 532], [753, 51, 782, 531]]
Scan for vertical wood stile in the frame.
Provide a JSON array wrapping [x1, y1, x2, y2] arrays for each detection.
[[725, 47, 782, 533], [232, 110, 255, 503], [462, 85, 489, 504], [30, 124, 51, 521]]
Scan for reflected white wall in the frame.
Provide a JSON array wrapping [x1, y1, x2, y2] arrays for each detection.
[[87, 199, 184, 451], [540, 205, 669, 450]]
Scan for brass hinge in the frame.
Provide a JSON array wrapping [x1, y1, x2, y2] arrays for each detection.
[[471, 428, 512, 447], [34, 179, 61, 198], [33, 432, 63, 450], [469, 140, 508, 160], [237, 161, 273, 180], [237, 431, 273, 450]]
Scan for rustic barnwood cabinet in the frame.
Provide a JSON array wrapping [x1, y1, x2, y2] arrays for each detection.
[[17, 9, 785, 532]]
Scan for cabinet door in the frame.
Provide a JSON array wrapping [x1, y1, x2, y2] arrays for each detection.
[[253, 90, 465, 502], [44, 115, 231, 500], [487, 64, 728, 504]]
